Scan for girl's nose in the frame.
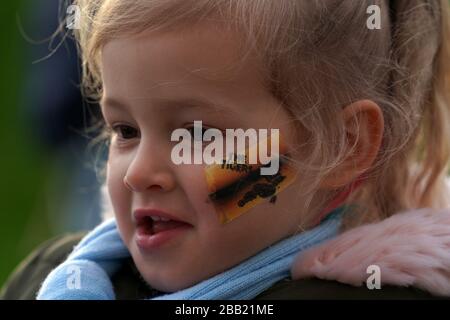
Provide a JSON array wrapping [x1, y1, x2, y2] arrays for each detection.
[[123, 144, 176, 193], [124, 174, 174, 192]]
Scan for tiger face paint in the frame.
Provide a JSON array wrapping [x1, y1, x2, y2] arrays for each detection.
[[204, 131, 298, 224]]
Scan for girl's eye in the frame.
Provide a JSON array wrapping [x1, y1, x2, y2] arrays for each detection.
[[111, 124, 139, 140]]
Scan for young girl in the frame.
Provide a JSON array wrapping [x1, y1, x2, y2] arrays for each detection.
[[2, 0, 450, 299]]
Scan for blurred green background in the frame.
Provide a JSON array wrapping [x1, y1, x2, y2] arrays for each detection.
[[0, 1, 104, 289], [0, 0, 50, 290]]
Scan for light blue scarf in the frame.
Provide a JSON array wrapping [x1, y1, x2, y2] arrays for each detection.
[[37, 207, 345, 300]]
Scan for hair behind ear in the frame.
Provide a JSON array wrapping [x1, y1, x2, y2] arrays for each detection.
[[394, 0, 450, 206], [351, 0, 450, 228], [412, 0, 450, 207]]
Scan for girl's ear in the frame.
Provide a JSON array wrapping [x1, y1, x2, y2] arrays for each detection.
[[319, 99, 384, 189]]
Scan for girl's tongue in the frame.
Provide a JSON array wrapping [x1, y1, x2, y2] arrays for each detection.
[[152, 220, 190, 234]]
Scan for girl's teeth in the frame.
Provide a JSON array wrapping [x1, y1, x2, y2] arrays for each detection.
[[150, 216, 171, 222]]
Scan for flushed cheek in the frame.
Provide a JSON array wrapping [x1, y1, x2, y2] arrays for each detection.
[[178, 164, 219, 223]]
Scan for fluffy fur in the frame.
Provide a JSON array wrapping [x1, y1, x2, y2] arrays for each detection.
[[291, 207, 450, 296]]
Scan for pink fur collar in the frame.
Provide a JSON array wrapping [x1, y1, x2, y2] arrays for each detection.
[[291, 207, 450, 296]]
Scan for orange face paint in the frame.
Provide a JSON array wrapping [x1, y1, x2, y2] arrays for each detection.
[[204, 131, 298, 224]]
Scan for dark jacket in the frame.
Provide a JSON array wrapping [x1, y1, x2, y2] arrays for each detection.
[[0, 228, 441, 300]]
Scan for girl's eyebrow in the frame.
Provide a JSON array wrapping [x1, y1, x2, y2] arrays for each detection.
[[101, 96, 239, 116]]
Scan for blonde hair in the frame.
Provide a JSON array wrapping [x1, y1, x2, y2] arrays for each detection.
[[74, 0, 450, 229]]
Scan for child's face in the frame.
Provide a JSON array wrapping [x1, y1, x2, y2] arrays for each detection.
[[101, 22, 306, 292]]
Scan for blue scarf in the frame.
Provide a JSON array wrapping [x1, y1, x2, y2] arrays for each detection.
[[37, 207, 344, 300]]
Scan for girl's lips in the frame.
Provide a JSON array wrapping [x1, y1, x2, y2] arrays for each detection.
[[133, 208, 193, 251], [135, 221, 192, 251], [133, 208, 191, 225]]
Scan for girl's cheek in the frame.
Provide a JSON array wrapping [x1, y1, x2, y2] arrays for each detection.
[[184, 164, 210, 202], [106, 156, 130, 217], [106, 156, 136, 246], [180, 164, 219, 225]]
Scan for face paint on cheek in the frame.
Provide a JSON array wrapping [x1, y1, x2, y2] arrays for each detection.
[[204, 132, 298, 224]]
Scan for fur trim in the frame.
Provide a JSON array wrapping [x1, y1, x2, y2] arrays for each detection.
[[291, 207, 450, 296]]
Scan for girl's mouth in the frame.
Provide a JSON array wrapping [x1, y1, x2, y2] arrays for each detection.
[[137, 216, 191, 235], [135, 215, 193, 251]]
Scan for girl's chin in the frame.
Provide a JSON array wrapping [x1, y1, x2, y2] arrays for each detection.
[[128, 245, 214, 293], [134, 263, 199, 293]]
